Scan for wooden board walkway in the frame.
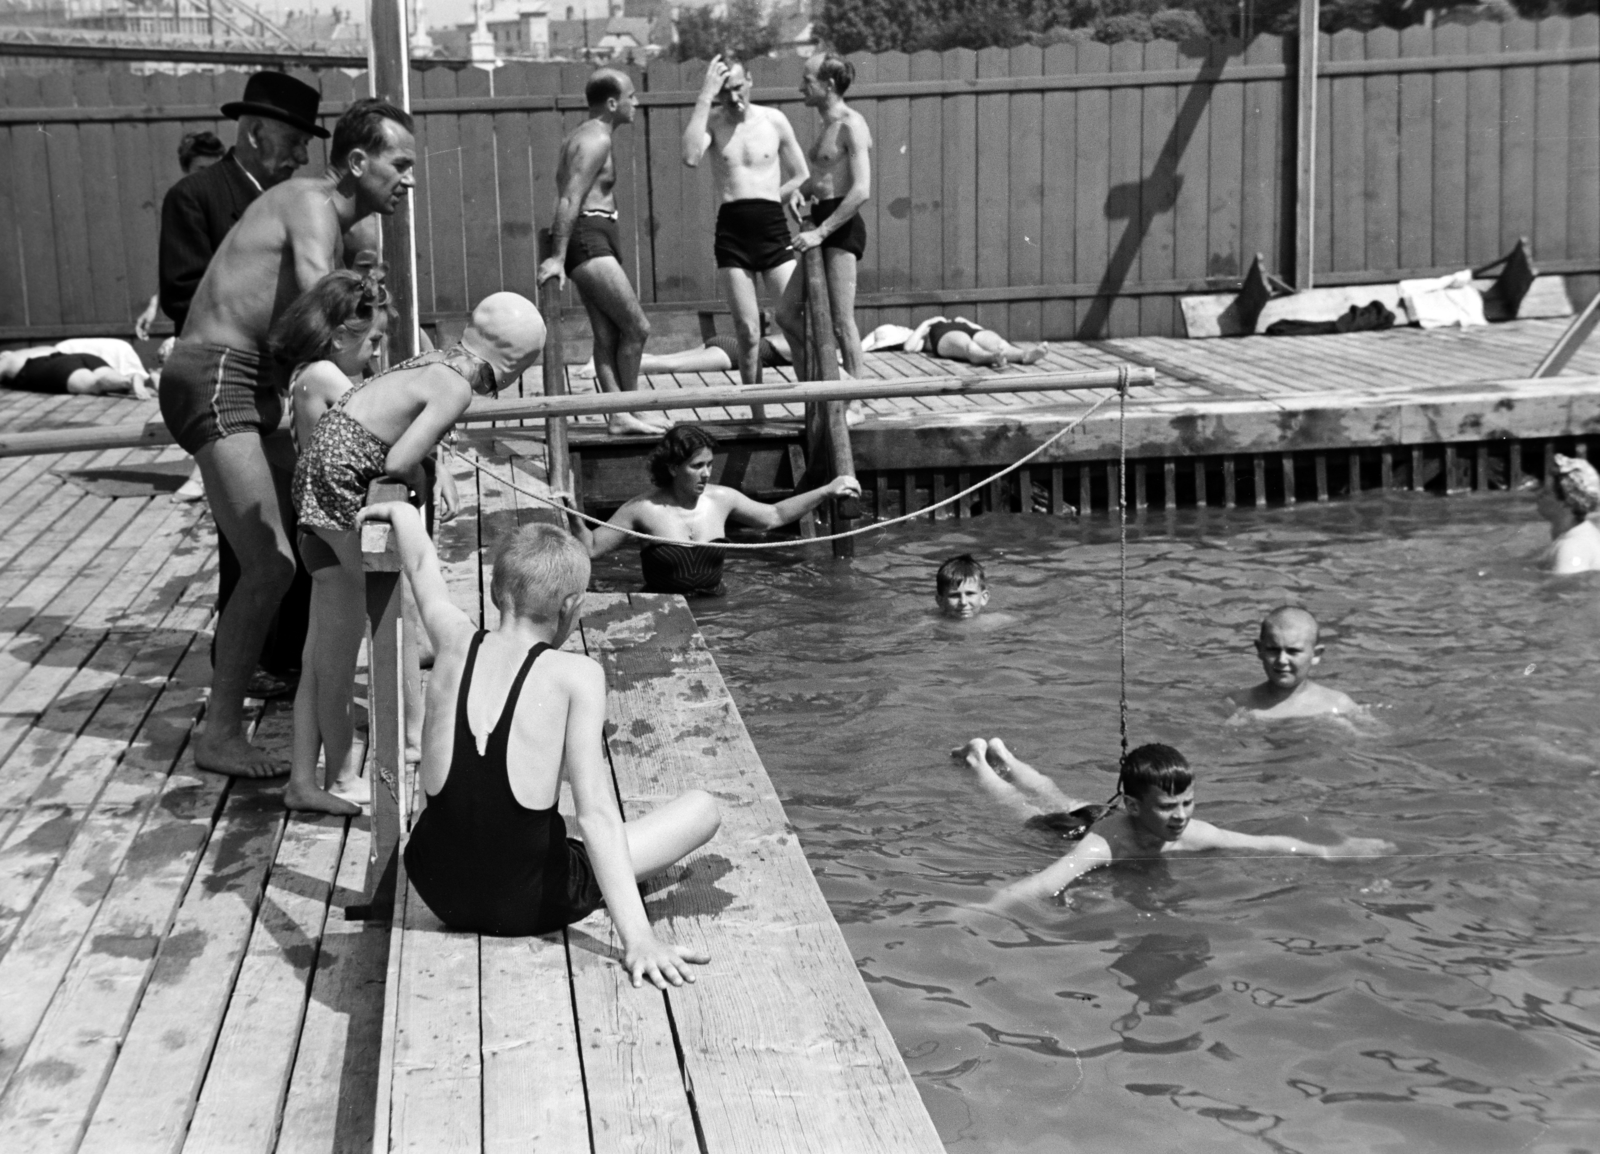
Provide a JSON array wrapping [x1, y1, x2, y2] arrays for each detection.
[[0, 314, 1596, 1151]]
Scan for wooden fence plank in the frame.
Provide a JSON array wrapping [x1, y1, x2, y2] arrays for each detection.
[[1328, 31, 1366, 274], [489, 63, 538, 303], [1363, 27, 1401, 274], [420, 68, 468, 317], [973, 46, 1010, 333], [1172, 40, 1212, 303], [1464, 22, 1503, 264], [408, 67, 438, 317], [907, 50, 944, 316], [1239, 35, 1284, 280], [1499, 20, 1537, 259], [1072, 40, 1112, 339], [456, 65, 504, 303], [1007, 43, 1045, 340], [873, 51, 912, 329], [1570, 15, 1600, 308], [7, 73, 62, 326], [612, 63, 655, 310], [1533, 17, 1570, 263], [1396, 25, 1435, 270], [1039, 42, 1078, 339], [1432, 23, 1470, 267], [1106, 40, 1145, 336], [940, 48, 978, 299], [1138, 39, 1179, 337], [109, 67, 163, 327]]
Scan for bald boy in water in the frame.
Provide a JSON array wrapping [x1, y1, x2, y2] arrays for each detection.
[[1229, 606, 1357, 720]]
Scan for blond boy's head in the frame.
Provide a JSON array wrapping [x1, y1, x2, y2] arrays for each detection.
[[490, 523, 590, 626]]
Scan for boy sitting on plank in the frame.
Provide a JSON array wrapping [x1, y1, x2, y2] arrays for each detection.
[[362, 502, 720, 986]]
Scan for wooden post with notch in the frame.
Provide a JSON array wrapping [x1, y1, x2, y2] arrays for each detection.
[[539, 277, 571, 505], [351, 478, 412, 921], [801, 247, 859, 558]]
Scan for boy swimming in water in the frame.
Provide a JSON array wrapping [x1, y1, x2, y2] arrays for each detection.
[[955, 738, 1392, 908], [936, 554, 989, 619], [1229, 606, 1358, 719], [362, 502, 720, 986]]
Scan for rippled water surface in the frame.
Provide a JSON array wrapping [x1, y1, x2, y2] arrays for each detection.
[[596, 493, 1600, 1153]]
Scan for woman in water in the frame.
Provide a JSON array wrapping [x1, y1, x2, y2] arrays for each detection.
[[1537, 453, 1600, 575], [577, 423, 859, 596]]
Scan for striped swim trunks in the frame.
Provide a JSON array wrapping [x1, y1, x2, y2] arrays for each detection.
[[159, 341, 285, 454]]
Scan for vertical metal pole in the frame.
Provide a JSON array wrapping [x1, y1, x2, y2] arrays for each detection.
[[1294, 0, 1320, 289], [370, 0, 420, 362]]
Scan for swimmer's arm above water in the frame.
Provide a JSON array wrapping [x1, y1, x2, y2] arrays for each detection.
[[573, 500, 644, 559], [721, 474, 860, 531], [1181, 820, 1394, 859], [992, 834, 1114, 907]]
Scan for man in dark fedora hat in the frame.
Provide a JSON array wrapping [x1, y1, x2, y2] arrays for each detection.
[[158, 70, 328, 703]]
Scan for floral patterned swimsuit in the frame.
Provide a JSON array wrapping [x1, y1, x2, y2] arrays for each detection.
[[292, 346, 485, 532]]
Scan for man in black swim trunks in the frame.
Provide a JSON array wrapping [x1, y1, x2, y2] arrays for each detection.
[[682, 55, 810, 390], [537, 68, 665, 438], [778, 52, 873, 395]]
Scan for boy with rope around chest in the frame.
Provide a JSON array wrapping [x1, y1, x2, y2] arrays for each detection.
[[955, 739, 1393, 909]]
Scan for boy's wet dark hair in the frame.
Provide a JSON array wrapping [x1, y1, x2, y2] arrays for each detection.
[[648, 423, 718, 489], [935, 553, 986, 597], [1117, 743, 1194, 801]]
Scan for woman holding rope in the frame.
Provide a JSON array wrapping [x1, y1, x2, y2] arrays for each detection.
[[576, 423, 860, 597]]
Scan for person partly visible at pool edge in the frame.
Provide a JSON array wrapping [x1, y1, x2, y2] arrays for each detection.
[[1228, 605, 1357, 720], [536, 67, 666, 438], [936, 554, 989, 619], [576, 423, 860, 597], [956, 739, 1394, 908], [1537, 453, 1600, 575], [361, 503, 720, 983]]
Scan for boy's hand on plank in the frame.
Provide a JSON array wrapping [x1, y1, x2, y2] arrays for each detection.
[[625, 936, 710, 989]]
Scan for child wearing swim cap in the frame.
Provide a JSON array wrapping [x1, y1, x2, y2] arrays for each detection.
[[1229, 606, 1357, 720], [1537, 453, 1600, 575], [954, 739, 1393, 909]]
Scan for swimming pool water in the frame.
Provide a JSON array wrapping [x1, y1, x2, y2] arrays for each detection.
[[595, 493, 1600, 1153]]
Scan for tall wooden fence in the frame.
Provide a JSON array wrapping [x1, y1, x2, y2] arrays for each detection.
[[1, 16, 1595, 343]]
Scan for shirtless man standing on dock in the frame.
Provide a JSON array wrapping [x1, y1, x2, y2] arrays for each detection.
[[778, 52, 872, 382], [538, 68, 664, 437], [682, 55, 809, 388], [160, 98, 415, 778]]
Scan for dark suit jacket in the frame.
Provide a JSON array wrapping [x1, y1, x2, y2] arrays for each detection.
[[158, 151, 261, 335]]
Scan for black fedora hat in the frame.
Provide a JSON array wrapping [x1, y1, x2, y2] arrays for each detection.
[[220, 72, 329, 139]]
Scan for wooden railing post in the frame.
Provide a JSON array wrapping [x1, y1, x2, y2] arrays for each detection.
[[539, 277, 571, 500], [368, 0, 419, 363], [801, 247, 860, 558], [352, 478, 412, 921], [1293, 0, 1320, 289]]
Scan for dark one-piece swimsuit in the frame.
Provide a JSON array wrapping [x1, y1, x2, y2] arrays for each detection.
[[403, 632, 604, 936], [639, 538, 728, 597]]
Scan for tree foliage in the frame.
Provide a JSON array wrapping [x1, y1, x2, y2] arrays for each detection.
[[674, 0, 786, 62], [812, 0, 1596, 55]]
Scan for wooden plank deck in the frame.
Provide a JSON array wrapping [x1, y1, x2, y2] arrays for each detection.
[[0, 314, 1596, 1149]]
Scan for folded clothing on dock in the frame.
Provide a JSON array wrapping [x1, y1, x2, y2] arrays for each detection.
[[1266, 301, 1397, 337]]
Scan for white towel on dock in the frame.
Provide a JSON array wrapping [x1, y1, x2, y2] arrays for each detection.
[[1399, 271, 1487, 330]]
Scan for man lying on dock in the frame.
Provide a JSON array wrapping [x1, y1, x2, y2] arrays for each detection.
[[955, 739, 1392, 910], [362, 501, 720, 984], [1227, 606, 1358, 721], [577, 423, 860, 596]]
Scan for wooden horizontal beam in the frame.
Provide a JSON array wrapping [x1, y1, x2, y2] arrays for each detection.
[[0, 368, 1152, 458], [0, 38, 451, 68], [4, 44, 1592, 125]]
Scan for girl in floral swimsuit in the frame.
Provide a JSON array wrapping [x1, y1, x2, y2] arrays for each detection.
[[279, 284, 545, 816]]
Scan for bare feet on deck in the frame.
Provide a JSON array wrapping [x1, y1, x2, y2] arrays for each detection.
[[608, 412, 668, 436], [1018, 343, 1047, 365], [845, 401, 866, 426], [193, 730, 288, 779], [329, 772, 371, 808], [284, 779, 362, 816]]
